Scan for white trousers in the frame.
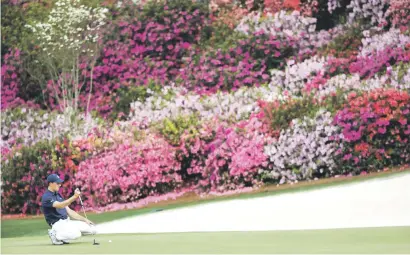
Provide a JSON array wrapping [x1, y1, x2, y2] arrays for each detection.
[[52, 218, 96, 241]]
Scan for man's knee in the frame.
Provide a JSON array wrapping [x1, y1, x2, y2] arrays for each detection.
[[56, 229, 81, 240]]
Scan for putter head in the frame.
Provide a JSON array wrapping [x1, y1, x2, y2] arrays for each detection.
[[93, 239, 100, 245]]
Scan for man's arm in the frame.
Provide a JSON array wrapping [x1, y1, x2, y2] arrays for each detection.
[[52, 188, 81, 209], [66, 206, 94, 225]]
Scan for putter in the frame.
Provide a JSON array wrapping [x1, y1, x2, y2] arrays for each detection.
[[78, 194, 88, 220], [77, 190, 99, 245]]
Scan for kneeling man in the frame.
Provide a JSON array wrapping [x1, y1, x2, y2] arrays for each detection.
[[41, 174, 96, 245]]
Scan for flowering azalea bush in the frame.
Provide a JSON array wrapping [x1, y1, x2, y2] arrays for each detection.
[[315, 67, 410, 99], [238, 31, 297, 70], [319, 24, 362, 58], [179, 31, 296, 94], [349, 46, 410, 79], [346, 0, 389, 26], [209, 1, 249, 29], [268, 55, 354, 100], [299, 0, 320, 17], [236, 10, 316, 38], [269, 56, 328, 98], [1, 107, 101, 149], [178, 47, 270, 94], [236, 10, 344, 58], [387, 0, 410, 30], [74, 134, 182, 208], [201, 117, 268, 191], [87, 1, 209, 115], [127, 83, 280, 126], [210, 0, 300, 14], [333, 89, 410, 174], [178, 117, 268, 192], [263, 109, 339, 184], [359, 28, 410, 57], [1, 49, 26, 110]]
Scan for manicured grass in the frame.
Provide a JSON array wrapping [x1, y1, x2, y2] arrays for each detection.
[[2, 227, 410, 254], [2, 169, 409, 239]]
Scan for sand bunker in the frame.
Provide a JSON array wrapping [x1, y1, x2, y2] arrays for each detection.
[[96, 173, 410, 234]]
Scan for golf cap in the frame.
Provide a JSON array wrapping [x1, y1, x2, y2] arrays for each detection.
[[47, 174, 64, 183]]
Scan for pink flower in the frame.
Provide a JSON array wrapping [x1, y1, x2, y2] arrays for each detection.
[[378, 127, 386, 134], [343, 154, 352, 160], [181, 42, 191, 49]]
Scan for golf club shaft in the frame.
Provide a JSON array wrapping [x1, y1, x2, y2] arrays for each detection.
[[78, 195, 88, 220]]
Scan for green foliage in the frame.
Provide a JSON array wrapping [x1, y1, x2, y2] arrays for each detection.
[[199, 23, 248, 52], [2, 107, 44, 124], [1, 0, 50, 57], [140, 0, 210, 23], [395, 62, 410, 82], [110, 86, 151, 121], [320, 88, 349, 114], [109, 81, 166, 121], [319, 23, 363, 58], [138, 0, 212, 46], [1, 139, 57, 214], [1, 0, 107, 56], [2, 140, 53, 180], [268, 96, 322, 131], [1, 1, 52, 105], [237, 0, 264, 11], [262, 90, 347, 132], [157, 114, 200, 146]]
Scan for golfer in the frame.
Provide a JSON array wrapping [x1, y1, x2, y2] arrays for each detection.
[[41, 174, 96, 245]]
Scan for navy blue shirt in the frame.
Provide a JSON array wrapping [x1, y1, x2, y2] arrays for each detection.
[[41, 190, 68, 226]]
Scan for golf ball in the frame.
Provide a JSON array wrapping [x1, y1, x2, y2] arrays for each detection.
[[109, 240, 112, 243]]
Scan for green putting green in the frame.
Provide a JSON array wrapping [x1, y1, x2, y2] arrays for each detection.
[[2, 227, 410, 254]]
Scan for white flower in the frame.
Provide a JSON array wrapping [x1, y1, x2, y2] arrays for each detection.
[[346, 0, 389, 25], [264, 109, 339, 182], [268, 56, 328, 100], [27, 0, 108, 53], [359, 28, 410, 57]]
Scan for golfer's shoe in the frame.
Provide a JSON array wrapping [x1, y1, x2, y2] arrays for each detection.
[[48, 229, 64, 245], [62, 240, 70, 244]]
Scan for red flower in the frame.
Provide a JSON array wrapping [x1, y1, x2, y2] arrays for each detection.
[[283, 0, 301, 10]]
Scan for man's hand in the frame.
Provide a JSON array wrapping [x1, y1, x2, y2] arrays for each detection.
[[52, 188, 81, 209], [84, 219, 95, 226], [74, 188, 81, 198]]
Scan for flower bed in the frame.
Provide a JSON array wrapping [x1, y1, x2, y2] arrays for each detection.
[[2, 0, 410, 215]]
